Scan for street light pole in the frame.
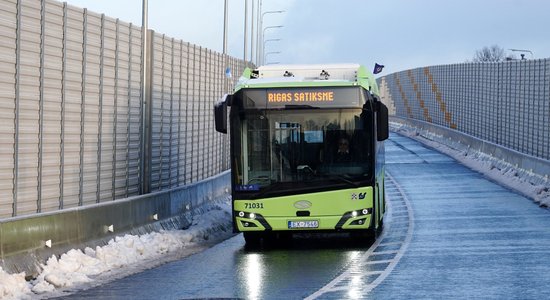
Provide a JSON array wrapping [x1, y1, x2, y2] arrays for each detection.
[[222, 0, 229, 170], [223, 0, 228, 54], [263, 38, 281, 51], [257, 9, 284, 65], [255, 0, 262, 64], [243, 0, 248, 61], [250, 0, 255, 62], [261, 25, 283, 65], [140, 0, 149, 194], [263, 38, 280, 63], [263, 38, 280, 48], [264, 51, 281, 64], [508, 48, 534, 59]]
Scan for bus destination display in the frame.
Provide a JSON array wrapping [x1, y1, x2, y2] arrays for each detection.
[[267, 91, 334, 103], [239, 87, 364, 109]]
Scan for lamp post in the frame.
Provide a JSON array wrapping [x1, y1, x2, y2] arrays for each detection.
[[263, 38, 281, 51], [141, 0, 149, 194], [256, 10, 284, 64], [244, 0, 248, 61], [263, 38, 281, 64], [260, 25, 283, 65], [223, 0, 228, 54], [508, 48, 534, 60], [250, 0, 255, 62], [264, 51, 280, 65]]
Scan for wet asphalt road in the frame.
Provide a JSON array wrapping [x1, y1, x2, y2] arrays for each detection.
[[59, 234, 371, 299], [60, 133, 550, 299], [369, 134, 550, 299]]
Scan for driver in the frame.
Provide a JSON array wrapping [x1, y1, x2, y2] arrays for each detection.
[[335, 137, 352, 163]]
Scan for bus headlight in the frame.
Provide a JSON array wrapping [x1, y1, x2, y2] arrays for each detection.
[[236, 212, 272, 230], [358, 208, 371, 216], [236, 211, 257, 220], [351, 208, 371, 218]]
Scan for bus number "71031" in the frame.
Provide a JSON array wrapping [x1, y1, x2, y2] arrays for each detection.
[[245, 203, 264, 209]]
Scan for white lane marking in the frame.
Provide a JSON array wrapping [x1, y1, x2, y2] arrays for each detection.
[[364, 259, 394, 265], [362, 173, 414, 294], [372, 250, 399, 255], [378, 241, 403, 246], [305, 172, 415, 299]]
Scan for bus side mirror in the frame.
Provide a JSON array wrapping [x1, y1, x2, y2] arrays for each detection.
[[377, 101, 389, 141], [215, 95, 229, 134]]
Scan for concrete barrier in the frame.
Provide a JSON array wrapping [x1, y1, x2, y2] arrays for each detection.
[[0, 171, 230, 277]]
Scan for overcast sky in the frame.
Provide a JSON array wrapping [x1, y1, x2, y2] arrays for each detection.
[[64, 0, 550, 75]]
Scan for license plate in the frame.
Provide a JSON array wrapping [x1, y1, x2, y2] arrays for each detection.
[[288, 220, 319, 229]]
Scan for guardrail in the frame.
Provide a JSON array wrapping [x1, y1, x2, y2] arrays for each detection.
[[0, 170, 230, 277]]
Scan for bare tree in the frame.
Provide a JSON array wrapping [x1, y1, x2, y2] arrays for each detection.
[[473, 45, 506, 62]]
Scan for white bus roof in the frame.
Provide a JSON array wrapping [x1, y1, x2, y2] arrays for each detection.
[[255, 63, 361, 81]]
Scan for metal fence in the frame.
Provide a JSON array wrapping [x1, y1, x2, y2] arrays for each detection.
[[0, 0, 250, 218], [377, 59, 550, 162]]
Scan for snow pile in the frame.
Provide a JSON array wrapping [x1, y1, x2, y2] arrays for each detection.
[[455, 150, 550, 206], [0, 267, 31, 300], [391, 122, 550, 207], [0, 199, 232, 299]]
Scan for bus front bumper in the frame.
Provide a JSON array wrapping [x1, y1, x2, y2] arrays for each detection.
[[235, 208, 372, 232]]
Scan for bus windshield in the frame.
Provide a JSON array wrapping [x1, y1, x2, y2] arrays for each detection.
[[232, 108, 373, 198]]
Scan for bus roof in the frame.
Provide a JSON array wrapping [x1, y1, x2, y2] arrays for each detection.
[[234, 64, 379, 95]]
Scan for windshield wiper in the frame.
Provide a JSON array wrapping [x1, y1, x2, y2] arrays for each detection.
[[298, 165, 359, 188], [245, 174, 360, 199], [252, 182, 285, 198], [284, 104, 319, 109], [317, 174, 359, 188], [328, 175, 359, 188]]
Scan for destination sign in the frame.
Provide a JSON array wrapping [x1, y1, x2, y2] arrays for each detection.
[[267, 91, 334, 103], [239, 87, 364, 109]]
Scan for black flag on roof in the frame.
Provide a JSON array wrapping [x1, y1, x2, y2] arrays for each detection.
[[373, 63, 384, 74]]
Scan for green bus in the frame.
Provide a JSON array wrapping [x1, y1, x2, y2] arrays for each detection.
[[215, 64, 389, 244]]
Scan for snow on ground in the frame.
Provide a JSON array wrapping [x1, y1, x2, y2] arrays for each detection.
[[391, 122, 550, 207], [0, 198, 234, 300]]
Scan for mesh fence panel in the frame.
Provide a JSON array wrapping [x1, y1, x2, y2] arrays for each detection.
[[378, 59, 550, 161], [0, 0, 251, 218]]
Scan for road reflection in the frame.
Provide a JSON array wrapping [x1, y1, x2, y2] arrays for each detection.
[[234, 234, 374, 300], [242, 253, 263, 300]]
